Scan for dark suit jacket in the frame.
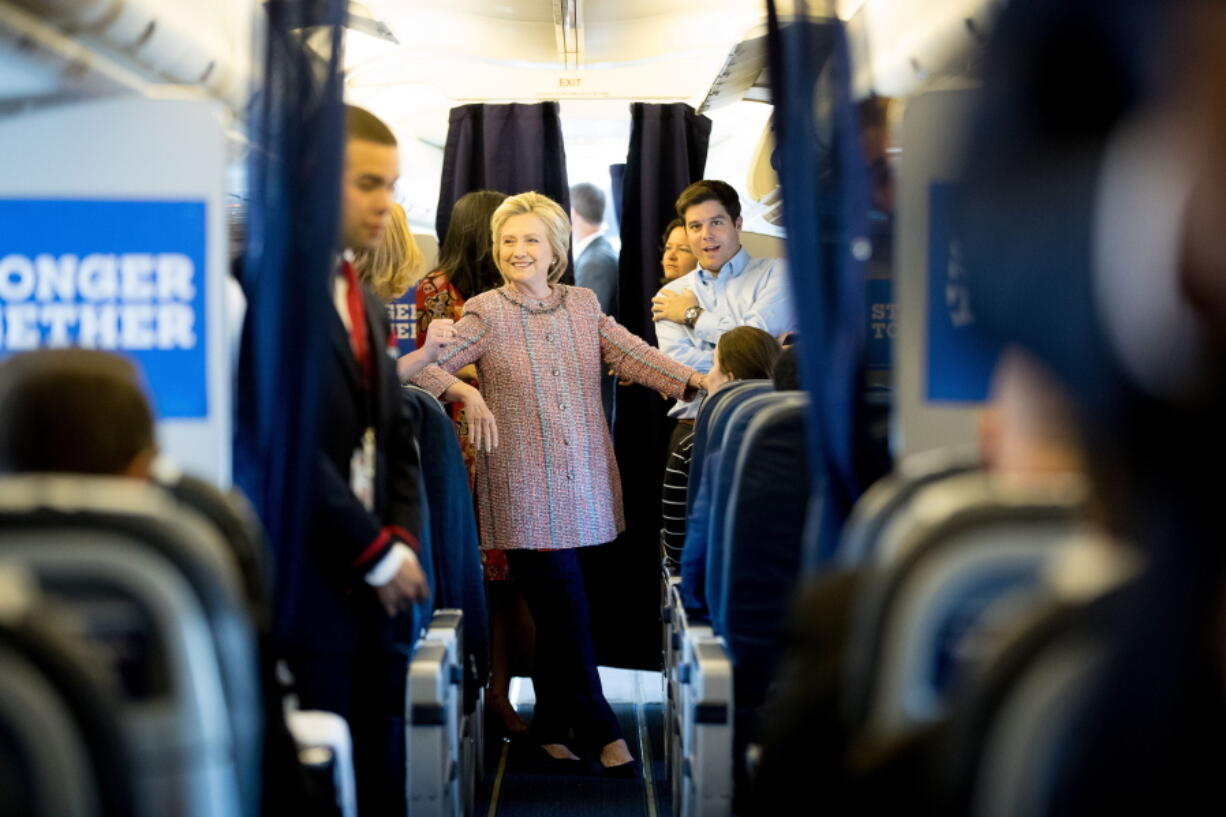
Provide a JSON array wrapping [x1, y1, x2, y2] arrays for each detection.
[[575, 235, 620, 424], [574, 234, 619, 317], [280, 281, 424, 653]]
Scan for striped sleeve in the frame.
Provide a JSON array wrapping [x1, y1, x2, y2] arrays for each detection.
[[660, 432, 695, 571]]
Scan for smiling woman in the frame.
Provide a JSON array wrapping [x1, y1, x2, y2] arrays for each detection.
[[409, 190, 706, 774], [494, 201, 570, 298]]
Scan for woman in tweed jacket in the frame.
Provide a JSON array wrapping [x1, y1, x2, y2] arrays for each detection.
[[412, 192, 705, 774]]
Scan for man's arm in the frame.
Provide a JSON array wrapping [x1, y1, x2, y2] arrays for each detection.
[[653, 276, 715, 372], [371, 380, 429, 614], [690, 260, 797, 344], [313, 453, 410, 577], [654, 311, 714, 372]]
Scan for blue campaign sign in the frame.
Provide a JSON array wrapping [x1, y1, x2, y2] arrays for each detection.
[[0, 199, 208, 419], [385, 285, 418, 357], [926, 183, 1001, 402]]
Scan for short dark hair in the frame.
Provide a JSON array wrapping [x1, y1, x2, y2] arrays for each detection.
[[346, 104, 397, 147], [716, 326, 781, 381], [660, 217, 686, 248], [676, 179, 741, 223], [570, 183, 606, 225], [0, 350, 154, 475], [772, 344, 802, 390]]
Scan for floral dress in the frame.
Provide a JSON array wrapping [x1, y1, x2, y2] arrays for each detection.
[[415, 268, 510, 581]]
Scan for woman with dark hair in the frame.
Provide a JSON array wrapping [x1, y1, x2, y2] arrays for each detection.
[[659, 217, 698, 284], [417, 190, 508, 326], [661, 326, 781, 571], [414, 190, 508, 479]]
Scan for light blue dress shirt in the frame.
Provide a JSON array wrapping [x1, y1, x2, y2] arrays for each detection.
[[656, 246, 797, 418]]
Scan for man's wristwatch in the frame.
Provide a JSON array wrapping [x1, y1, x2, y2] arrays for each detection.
[[683, 305, 703, 328]]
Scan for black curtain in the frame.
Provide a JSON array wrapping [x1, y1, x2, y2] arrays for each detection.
[[435, 101, 570, 250], [234, 3, 346, 643], [585, 103, 711, 669], [609, 162, 626, 227]]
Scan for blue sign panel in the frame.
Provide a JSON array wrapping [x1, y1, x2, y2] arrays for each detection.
[[385, 285, 418, 357], [926, 183, 1001, 402], [0, 199, 208, 418], [866, 278, 894, 371]]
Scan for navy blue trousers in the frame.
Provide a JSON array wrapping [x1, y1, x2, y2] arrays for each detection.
[[506, 548, 623, 749]]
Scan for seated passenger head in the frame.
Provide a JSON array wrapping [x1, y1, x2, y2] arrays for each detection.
[[438, 189, 508, 299], [0, 350, 156, 478], [569, 183, 606, 235], [978, 346, 1084, 485], [708, 326, 782, 392], [491, 192, 571, 286], [342, 105, 399, 254], [353, 202, 424, 302], [660, 218, 697, 281], [772, 344, 802, 391], [675, 180, 743, 273]]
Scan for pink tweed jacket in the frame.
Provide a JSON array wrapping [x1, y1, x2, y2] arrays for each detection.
[[412, 283, 696, 551]]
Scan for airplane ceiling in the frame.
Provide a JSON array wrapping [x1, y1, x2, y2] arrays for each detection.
[[346, 2, 764, 97]]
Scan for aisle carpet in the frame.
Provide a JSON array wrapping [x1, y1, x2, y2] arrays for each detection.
[[476, 703, 671, 817]]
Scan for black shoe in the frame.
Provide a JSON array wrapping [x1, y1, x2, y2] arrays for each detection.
[[599, 759, 640, 779], [531, 744, 590, 775]]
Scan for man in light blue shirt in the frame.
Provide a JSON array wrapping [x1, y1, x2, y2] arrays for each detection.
[[651, 179, 796, 423]]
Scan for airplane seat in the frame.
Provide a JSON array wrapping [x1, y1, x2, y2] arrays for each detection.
[[0, 475, 260, 817], [149, 468, 364, 817], [285, 709, 356, 817], [0, 568, 139, 817], [406, 609, 466, 817], [721, 395, 810, 705], [680, 382, 775, 616], [413, 232, 440, 278], [673, 388, 798, 813], [685, 380, 772, 520], [151, 462, 272, 623], [836, 445, 980, 568], [942, 582, 1129, 817], [670, 616, 734, 817], [841, 472, 1087, 742], [704, 392, 796, 634], [738, 232, 786, 260], [718, 395, 810, 813], [401, 385, 488, 718]]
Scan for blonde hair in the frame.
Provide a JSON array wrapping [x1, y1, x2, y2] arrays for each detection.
[[490, 192, 570, 284], [353, 203, 425, 301]]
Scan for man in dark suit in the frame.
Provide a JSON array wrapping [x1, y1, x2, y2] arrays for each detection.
[[278, 105, 432, 817], [571, 182, 620, 424], [571, 182, 619, 315]]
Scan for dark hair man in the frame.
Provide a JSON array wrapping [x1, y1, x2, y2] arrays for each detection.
[[651, 179, 797, 436], [278, 104, 430, 817], [0, 349, 155, 477], [570, 182, 620, 424], [570, 182, 619, 316]]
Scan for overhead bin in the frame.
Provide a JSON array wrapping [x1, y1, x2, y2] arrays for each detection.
[[2, 0, 258, 111], [847, 0, 1002, 98]]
